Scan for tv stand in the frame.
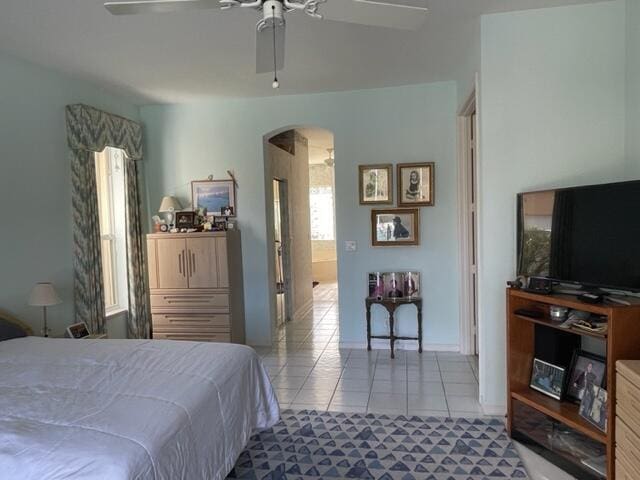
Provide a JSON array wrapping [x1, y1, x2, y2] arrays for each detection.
[[507, 288, 640, 479]]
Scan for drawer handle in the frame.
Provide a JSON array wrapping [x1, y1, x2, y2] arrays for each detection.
[[162, 296, 217, 300]]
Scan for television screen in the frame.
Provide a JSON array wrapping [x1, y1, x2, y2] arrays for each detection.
[[517, 181, 640, 292]]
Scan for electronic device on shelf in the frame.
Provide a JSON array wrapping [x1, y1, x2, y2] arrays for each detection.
[[514, 308, 544, 319], [578, 293, 604, 304], [523, 277, 553, 295]]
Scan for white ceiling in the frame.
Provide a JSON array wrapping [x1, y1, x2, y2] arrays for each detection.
[[0, 0, 610, 104]]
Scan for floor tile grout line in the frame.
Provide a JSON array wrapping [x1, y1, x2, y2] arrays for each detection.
[[435, 353, 451, 417]]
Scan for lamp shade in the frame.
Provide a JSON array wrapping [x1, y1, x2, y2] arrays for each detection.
[[28, 283, 62, 307], [159, 196, 182, 213]]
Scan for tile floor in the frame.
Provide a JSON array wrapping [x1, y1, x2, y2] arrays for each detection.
[[253, 282, 576, 480], [255, 283, 481, 417]]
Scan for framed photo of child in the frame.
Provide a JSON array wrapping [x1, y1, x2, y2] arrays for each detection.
[[398, 162, 435, 207]]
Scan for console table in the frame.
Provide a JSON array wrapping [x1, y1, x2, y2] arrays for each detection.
[[365, 296, 423, 359]]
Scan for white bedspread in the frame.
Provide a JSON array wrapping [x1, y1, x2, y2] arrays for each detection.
[[0, 337, 280, 480]]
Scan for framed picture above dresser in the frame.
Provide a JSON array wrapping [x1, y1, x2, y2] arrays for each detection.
[[146, 231, 245, 344]]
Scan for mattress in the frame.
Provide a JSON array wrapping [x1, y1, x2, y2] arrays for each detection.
[[0, 337, 280, 479]]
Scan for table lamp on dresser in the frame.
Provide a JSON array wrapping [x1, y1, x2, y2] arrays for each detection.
[[159, 196, 182, 228], [28, 282, 62, 337]]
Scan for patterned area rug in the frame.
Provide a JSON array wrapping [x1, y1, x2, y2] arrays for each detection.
[[228, 409, 529, 479]]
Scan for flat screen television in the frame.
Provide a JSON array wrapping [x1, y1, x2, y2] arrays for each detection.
[[517, 180, 640, 293]]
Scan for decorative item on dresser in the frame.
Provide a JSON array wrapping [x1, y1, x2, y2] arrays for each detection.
[[159, 196, 182, 228], [506, 288, 640, 480], [146, 231, 245, 343], [615, 360, 640, 479]]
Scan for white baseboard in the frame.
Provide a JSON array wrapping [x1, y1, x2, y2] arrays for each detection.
[[481, 403, 507, 416], [339, 340, 459, 352]]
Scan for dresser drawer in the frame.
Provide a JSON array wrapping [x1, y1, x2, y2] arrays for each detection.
[[618, 455, 637, 480], [152, 313, 230, 330], [617, 374, 640, 432], [150, 293, 229, 310], [152, 331, 231, 343], [617, 416, 640, 466]]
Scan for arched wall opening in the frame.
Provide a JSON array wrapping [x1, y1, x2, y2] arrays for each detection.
[[262, 125, 338, 344]]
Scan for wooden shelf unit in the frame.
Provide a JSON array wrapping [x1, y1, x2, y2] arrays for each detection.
[[507, 288, 640, 480]]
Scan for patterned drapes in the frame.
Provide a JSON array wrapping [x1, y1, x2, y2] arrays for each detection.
[[66, 104, 148, 338], [70, 149, 106, 333], [125, 158, 151, 339], [66, 104, 143, 160]]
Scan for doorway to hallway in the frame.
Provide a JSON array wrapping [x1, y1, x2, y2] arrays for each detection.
[[264, 127, 338, 345]]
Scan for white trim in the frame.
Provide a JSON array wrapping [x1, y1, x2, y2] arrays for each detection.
[[456, 87, 478, 356], [339, 340, 459, 352], [480, 402, 506, 417]]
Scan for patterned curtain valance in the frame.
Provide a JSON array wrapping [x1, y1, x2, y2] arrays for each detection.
[[65, 104, 143, 160]]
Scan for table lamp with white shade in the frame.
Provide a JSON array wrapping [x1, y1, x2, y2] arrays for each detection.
[[159, 196, 182, 228], [28, 282, 62, 337]]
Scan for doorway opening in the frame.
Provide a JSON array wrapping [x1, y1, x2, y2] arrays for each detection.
[[264, 127, 338, 346]]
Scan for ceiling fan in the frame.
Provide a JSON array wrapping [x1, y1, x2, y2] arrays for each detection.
[[104, 0, 429, 88]]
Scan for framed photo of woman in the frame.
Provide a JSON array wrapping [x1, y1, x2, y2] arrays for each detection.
[[397, 162, 435, 207], [359, 164, 393, 205]]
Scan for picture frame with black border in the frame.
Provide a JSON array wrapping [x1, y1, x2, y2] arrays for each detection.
[[530, 358, 566, 400], [175, 211, 196, 229], [565, 350, 606, 405]]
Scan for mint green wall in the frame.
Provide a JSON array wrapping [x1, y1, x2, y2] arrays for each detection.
[[0, 52, 139, 337], [479, 1, 627, 409], [627, 0, 640, 173], [141, 82, 460, 347]]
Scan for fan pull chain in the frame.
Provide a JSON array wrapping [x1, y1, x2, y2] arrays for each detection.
[[272, 5, 279, 89]]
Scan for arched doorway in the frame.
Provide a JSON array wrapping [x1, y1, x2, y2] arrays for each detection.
[[262, 126, 338, 346]]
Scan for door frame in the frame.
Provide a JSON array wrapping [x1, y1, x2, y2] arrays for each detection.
[[272, 177, 293, 327], [457, 82, 479, 356]]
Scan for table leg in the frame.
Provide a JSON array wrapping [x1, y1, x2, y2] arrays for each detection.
[[389, 310, 395, 359], [366, 303, 372, 351], [417, 301, 423, 354]]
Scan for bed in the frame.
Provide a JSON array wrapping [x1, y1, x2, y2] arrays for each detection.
[[0, 315, 280, 480]]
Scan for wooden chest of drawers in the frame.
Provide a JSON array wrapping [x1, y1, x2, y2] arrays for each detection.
[[147, 231, 245, 344], [616, 360, 640, 479]]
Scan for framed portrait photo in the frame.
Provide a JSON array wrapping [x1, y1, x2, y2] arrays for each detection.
[[530, 358, 566, 400], [398, 162, 435, 207], [175, 211, 196, 229], [192, 179, 236, 218], [359, 164, 393, 205], [565, 351, 606, 404], [579, 385, 608, 433], [371, 208, 420, 247]]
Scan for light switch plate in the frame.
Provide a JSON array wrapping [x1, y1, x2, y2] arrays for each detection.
[[345, 241, 357, 252]]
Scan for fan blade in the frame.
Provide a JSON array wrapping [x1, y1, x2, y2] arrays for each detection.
[[105, 0, 223, 15], [321, 0, 428, 30], [256, 24, 285, 74]]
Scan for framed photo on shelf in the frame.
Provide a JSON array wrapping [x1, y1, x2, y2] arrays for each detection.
[[397, 162, 435, 207], [175, 211, 196, 229], [359, 164, 393, 205], [565, 350, 606, 404], [371, 208, 420, 247], [192, 179, 236, 217], [579, 385, 608, 433], [530, 358, 566, 400]]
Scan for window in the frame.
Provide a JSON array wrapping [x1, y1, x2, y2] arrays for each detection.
[[309, 186, 335, 241], [95, 147, 128, 315]]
